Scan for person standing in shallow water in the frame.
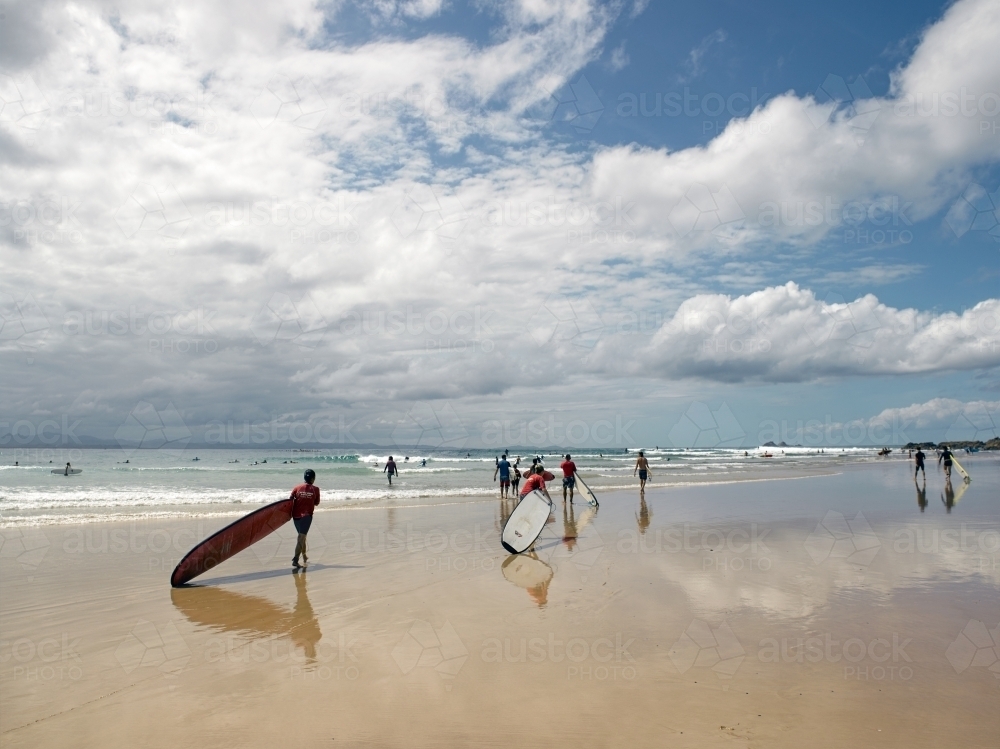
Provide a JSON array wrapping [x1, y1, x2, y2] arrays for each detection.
[[494, 453, 512, 499], [384, 456, 399, 485], [291, 469, 320, 569], [633, 451, 651, 494], [938, 445, 954, 480]]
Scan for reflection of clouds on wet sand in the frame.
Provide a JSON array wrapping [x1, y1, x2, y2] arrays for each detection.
[[650, 517, 999, 622], [171, 574, 322, 660]]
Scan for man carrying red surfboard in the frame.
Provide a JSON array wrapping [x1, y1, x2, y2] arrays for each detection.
[[291, 469, 320, 569]]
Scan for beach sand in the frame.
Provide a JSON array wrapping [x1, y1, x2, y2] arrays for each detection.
[[2, 460, 998, 747]]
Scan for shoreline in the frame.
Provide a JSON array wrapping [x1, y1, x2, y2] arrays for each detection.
[[0, 464, 850, 528]]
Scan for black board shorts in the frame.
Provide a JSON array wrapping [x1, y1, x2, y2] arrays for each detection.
[[293, 515, 313, 534], [638, 469, 648, 481]]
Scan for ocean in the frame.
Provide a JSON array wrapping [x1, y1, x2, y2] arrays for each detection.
[[0, 446, 892, 527]]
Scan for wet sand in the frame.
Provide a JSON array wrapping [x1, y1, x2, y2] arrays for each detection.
[[2, 459, 998, 747]]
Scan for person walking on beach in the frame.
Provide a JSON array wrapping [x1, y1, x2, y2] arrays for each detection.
[[494, 453, 512, 499], [560, 454, 577, 504], [914, 448, 926, 480], [519, 464, 552, 502], [290, 469, 320, 569], [384, 456, 399, 485], [938, 445, 954, 480], [511, 461, 522, 496], [633, 451, 651, 493]]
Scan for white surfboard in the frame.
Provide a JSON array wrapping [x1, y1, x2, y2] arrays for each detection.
[[950, 456, 971, 483], [576, 475, 599, 507], [502, 490, 552, 554], [52, 468, 82, 475]]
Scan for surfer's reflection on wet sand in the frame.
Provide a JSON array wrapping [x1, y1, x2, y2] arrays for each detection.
[[939, 475, 972, 514], [637, 496, 651, 534], [501, 553, 553, 607], [915, 481, 928, 512], [562, 502, 578, 551], [170, 573, 322, 661]]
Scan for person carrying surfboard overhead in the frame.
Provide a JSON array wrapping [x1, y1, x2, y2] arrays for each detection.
[[290, 469, 320, 569], [519, 465, 552, 502], [938, 445, 954, 480]]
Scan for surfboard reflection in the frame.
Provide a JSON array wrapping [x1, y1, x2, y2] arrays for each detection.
[[940, 476, 969, 513], [170, 572, 322, 661], [501, 553, 553, 607]]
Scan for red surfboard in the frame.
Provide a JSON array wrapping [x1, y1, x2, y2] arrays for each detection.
[[170, 498, 293, 587]]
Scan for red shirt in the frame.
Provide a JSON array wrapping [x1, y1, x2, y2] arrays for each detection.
[[290, 483, 320, 518], [520, 474, 546, 497], [560, 460, 577, 477]]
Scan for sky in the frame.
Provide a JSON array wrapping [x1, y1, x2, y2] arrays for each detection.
[[1, 0, 998, 451]]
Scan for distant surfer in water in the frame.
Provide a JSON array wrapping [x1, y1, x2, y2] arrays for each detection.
[[384, 456, 398, 485], [64, 462, 71, 476], [633, 451, 650, 494], [938, 445, 953, 480], [913, 448, 926, 479], [519, 465, 551, 502], [290, 469, 320, 569], [560, 454, 577, 504]]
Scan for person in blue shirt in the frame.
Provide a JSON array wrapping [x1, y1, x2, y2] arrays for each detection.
[[493, 453, 512, 498]]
